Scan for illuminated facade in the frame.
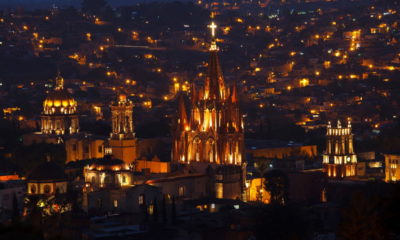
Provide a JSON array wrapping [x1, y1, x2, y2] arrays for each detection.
[[384, 154, 400, 182], [41, 73, 79, 135], [323, 120, 357, 178], [109, 94, 137, 164], [84, 150, 133, 190], [172, 22, 244, 166]]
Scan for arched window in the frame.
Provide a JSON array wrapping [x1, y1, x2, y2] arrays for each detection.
[[30, 185, 36, 194], [43, 185, 51, 194], [192, 137, 201, 162], [206, 138, 215, 163]]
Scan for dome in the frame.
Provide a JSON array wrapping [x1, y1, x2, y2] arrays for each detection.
[[28, 161, 67, 182], [44, 89, 76, 108], [88, 155, 129, 171], [42, 74, 77, 115]]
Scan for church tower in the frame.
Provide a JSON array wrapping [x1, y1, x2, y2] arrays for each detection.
[[323, 120, 357, 178], [172, 21, 244, 166], [109, 94, 137, 164], [41, 73, 79, 135]]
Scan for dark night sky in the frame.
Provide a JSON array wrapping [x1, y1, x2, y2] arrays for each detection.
[[0, 0, 192, 9]]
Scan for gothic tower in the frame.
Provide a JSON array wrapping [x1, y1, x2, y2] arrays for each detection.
[[109, 94, 137, 164], [172, 21, 244, 166], [41, 73, 79, 135], [323, 120, 357, 178], [172, 21, 245, 200]]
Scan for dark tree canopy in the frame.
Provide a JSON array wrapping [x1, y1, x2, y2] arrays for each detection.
[[264, 170, 289, 205]]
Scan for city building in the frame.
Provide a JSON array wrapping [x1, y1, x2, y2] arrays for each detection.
[[323, 120, 357, 178]]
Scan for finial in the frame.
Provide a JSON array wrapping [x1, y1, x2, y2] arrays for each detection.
[[55, 72, 64, 90]]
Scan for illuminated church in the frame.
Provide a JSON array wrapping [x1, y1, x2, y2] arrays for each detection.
[[172, 22, 245, 199], [172, 22, 244, 166], [323, 120, 357, 178], [41, 73, 79, 135]]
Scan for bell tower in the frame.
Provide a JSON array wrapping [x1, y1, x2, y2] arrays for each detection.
[[323, 120, 357, 178], [109, 94, 137, 164]]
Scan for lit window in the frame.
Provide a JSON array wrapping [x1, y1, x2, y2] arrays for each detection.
[[113, 200, 118, 208], [139, 194, 145, 205], [178, 186, 185, 197]]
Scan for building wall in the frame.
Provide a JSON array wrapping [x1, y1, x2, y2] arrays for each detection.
[[148, 175, 209, 200], [65, 138, 105, 162], [135, 159, 170, 173], [246, 178, 270, 203], [248, 145, 317, 159], [27, 181, 67, 195], [109, 139, 137, 164]]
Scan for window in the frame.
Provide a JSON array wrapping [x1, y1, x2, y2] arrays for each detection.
[[98, 145, 103, 153], [30, 185, 36, 194], [43, 185, 51, 194], [122, 175, 127, 183], [72, 144, 77, 151], [113, 200, 118, 208], [139, 194, 145, 205], [178, 186, 185, 197]]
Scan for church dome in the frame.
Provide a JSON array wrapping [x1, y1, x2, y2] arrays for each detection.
[[88, 154, 128, 171], [28, 161, 67, 182], [42, 74, 77, 115]]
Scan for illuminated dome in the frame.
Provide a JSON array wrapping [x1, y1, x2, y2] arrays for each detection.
[[41, 73, 79, 135], [43, 74, 77, 115]]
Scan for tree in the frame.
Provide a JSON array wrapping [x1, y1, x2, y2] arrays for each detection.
[[338, 192, 387, 240], [264, 170, 289, 205], [254, 158, 270, 177]]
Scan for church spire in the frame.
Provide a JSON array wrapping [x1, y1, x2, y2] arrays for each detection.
[[178, 94, 188, 131], [204, 20, 225, 101], [230, 80, 238, 103]]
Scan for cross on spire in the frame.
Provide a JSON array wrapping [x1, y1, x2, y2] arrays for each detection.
[[208, 21, 217, 38]]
